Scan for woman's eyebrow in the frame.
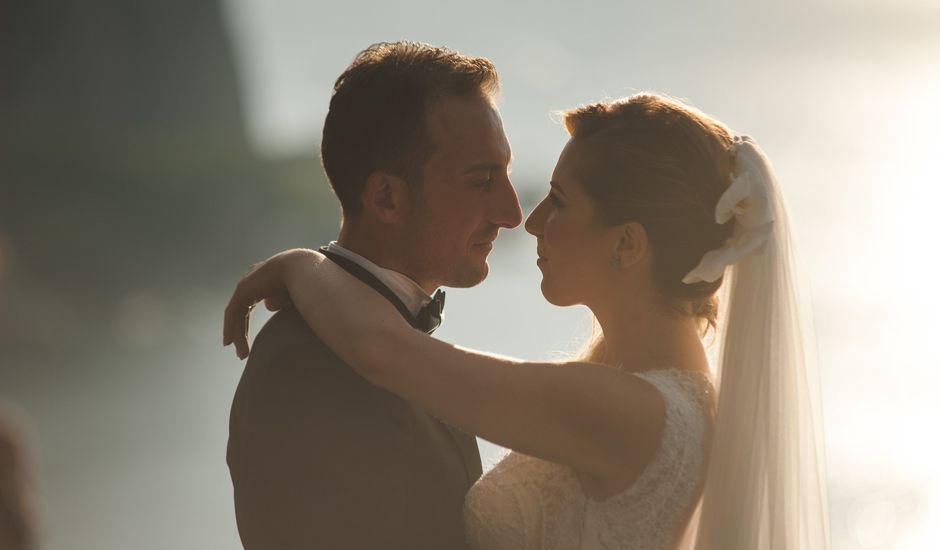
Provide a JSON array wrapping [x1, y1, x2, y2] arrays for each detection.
[[550, 181, 568, 196]]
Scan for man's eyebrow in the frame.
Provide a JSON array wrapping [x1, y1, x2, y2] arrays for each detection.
[[550, 181, 567, 196], [463, 160, 512, 175]]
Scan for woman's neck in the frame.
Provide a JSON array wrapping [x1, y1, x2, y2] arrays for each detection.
[[589, 295, 706, 374]]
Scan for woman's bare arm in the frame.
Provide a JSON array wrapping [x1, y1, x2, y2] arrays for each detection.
[[223, 249, 665, 481]]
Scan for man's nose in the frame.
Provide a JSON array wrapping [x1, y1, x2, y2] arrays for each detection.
[[489, 177, 523, 229]]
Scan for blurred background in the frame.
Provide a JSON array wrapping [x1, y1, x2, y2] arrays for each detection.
[[1, 0, 938, 548]]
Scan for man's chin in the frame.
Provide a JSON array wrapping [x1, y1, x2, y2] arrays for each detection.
[[443, 261, 489, 289]]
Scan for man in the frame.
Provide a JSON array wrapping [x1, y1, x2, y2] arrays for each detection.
[[227, 42, 521, 549]]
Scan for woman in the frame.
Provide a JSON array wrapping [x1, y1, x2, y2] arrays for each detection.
[[223, 93, 830, 549]]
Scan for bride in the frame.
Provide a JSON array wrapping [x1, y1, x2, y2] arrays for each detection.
[[223, 93, 831, 549]]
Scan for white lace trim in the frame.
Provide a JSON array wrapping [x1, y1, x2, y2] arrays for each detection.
[[464, 368, 714, 550]]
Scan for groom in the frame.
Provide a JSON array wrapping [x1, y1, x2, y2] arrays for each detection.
[[227, 42, 522, 549]]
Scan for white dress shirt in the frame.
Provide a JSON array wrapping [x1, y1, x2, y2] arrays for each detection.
[[324, 241, 433, 318]]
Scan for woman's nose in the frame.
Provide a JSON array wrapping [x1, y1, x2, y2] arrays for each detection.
[[524, 201, 544, 236]]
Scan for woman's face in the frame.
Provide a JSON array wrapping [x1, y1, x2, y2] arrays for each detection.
[[525, 139, 623, 306]]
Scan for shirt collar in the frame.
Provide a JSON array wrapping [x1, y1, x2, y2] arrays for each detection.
[[324, 242, 433, 317]]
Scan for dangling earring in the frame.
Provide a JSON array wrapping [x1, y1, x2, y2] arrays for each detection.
[[609, 253, 623, 271]]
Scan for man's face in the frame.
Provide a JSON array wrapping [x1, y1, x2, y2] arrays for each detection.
[[402, 95, 522, 289]]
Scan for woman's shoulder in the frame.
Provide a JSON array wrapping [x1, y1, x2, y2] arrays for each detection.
[[632, 366, 714, 392], [631, 367, 716, 421]]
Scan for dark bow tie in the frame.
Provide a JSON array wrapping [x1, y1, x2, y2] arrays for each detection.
[[416, 289, 445, 334], [319, 247, 446, 335]]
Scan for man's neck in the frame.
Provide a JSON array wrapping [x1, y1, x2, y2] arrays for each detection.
[[336, 226, 436, 293]]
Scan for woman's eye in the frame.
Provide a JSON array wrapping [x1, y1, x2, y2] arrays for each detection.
[[549, 193, 563, 207], [475, 178, 494, 189]]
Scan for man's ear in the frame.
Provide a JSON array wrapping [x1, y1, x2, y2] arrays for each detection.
[[616, 221, 648, 268], [361, 170, 410, 223]]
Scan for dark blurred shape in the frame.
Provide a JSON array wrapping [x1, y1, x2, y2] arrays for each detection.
[[0, 0, 336, 351], [0, 231, 9, 289], [0, 406, 41, 550]]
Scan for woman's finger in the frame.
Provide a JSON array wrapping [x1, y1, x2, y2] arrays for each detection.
[[223, 253, 290, 358], [223, 292, 255, 355], [224, 301, 254, 360], [223, 268, 261, 349], [235, 308, 251, 359]]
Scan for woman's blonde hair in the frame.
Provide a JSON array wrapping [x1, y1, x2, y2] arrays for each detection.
[[562, 93, 736, 362]]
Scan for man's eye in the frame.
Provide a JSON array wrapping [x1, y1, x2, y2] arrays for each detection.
[[549, 193, 563, 207], [476, 178, 494, 188]]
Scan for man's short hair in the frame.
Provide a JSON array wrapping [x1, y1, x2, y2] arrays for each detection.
[[320, 41, 499, 219]]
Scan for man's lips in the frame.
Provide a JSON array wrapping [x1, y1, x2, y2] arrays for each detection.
[[472, 233, 499, 251]]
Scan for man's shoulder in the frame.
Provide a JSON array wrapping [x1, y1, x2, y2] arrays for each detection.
[[255, 304, 320, 345], [229, 304, 412, 446], [251, 304, 329, 359], [234, 304, 391, 403]]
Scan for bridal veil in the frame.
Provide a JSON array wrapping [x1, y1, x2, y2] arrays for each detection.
[[679, 136, 832, 549]]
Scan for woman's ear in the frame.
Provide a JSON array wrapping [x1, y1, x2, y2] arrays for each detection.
[[361, 171, 410, 223], [615, 222, 648, 269]]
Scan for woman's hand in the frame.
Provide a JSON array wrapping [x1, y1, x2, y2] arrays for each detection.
[[222, 248, 322, 359]]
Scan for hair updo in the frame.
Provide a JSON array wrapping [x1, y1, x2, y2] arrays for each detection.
[[563, 93, 737, 353]]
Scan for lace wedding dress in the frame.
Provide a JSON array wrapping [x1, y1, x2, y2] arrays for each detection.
[[463, 368, 715, 550]]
